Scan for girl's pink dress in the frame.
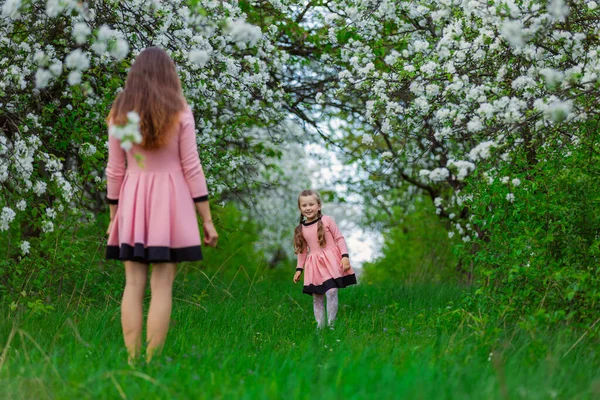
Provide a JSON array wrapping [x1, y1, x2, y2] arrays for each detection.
[[297, 215, 357, 295], [105, 106, 208, 263]]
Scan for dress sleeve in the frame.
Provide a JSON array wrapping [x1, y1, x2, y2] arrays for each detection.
[[106, 130, 126, 204], [326, 216, 349, 257], [297, 250, 307, 271], [179, 109, 209, 202]]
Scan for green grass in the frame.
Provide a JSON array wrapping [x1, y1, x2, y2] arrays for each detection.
[[1, 271, 599, 399]]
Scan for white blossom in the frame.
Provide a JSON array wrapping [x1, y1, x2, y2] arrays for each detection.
[[0, 207, 16, 231], [46, 207, 56, 219], [33, 181, 47, 196], [72, 22, 91, 45], [35, 69, 53, 89], [2, 0, 21, 19], [545, 100, 572, 122], [226, 18, 262, 46], [68, 71, 82, 85], [469, 141, 497, 161], [429, 168, 450, 182], [189, 49, 210, 67], [548, 0, 569, 22], [79, 143, 97, 157], [111, 38, 129, 61], [41, 220, 54, 233], [49, 61, 63, 76], [16, 200, 26, 211], [109, 112, 142, 150], [65, 49, 90, 71], [20, 240, 30, 255], [315, 92, 324, 104], [449, 160, 475, 180], [500, 20, 526, 48]]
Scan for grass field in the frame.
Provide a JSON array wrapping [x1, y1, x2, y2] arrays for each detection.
[[1, 269, 599, 399]]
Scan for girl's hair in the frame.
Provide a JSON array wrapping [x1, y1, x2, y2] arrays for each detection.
[[294, 189, 326, 254], [107, 47, 186, 149]]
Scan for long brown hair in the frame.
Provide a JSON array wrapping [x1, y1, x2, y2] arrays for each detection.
[[293, 189, 326, 254], [107, 47, 186, 149]]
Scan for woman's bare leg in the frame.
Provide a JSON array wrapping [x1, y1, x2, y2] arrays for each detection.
[[146, 262, 177, 362], [121, 261, 148, 363]]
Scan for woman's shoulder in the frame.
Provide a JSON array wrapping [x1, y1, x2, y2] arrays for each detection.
[[179, 103, 194, 122]]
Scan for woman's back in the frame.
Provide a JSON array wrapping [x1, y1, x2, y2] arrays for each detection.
[[106, 105, 208, 262], [123, 107, 194, 173]]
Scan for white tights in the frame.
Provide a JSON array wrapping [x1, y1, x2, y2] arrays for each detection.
[[312, 288, 339, 328]]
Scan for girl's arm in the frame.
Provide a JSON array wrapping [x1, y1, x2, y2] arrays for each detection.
[[297, 250, 307, 271], [326, 216, 349, 258], [294, 250, 307, 283], [106, 131, 126, 206]]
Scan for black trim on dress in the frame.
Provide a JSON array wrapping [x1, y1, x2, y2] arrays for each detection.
[[302, 274, 357, 295], [106, 243, 203, 263], [107, 198, 119, 205], [193, 195, 209, 203], [301, 217, 321, 226]]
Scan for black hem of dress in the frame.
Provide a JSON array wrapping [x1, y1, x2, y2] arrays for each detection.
[[193, 195, 209, 203], [107, 198, 119, 205], [303, 274, 357, 295], [106, 243, 203, 263]]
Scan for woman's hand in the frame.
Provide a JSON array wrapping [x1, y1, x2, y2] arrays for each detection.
[[203, 220, 219, 247], [341, 257, 351, 272], [293, 270, 302, 283], [107, 204, 118, 236]]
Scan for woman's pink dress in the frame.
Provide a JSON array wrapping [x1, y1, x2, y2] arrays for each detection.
[[105, 106, 208, 263], [297, 215, 357, 295]]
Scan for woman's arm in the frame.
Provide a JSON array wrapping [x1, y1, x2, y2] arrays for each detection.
[[179, 109, 209, 202], [106, 131, 126, 206]]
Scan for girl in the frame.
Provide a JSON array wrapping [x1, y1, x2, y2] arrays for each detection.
[[293, 190, 357, 328], [105, 47, 218, 364]]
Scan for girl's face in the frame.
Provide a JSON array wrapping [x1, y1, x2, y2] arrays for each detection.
[[299, 195, 321, 221]]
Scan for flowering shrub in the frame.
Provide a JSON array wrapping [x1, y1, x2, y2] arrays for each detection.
[[463, 129, 600, 327]]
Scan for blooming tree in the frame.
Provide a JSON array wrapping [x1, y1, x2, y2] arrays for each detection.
[[0, 0, 288, 246], [251, 0, 599, 239]]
